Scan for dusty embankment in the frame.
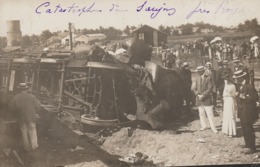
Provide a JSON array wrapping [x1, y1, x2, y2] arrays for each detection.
[[102, 106, 260, 166]]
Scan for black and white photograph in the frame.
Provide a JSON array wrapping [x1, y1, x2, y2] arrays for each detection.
[[0, 0, 260, 166]]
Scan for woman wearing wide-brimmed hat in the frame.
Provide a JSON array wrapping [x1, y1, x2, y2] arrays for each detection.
[[222, 77, 237, 137]]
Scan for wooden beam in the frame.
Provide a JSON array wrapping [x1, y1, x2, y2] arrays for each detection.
[[64, 77, 95, 83], [64, 90, 92, 107]]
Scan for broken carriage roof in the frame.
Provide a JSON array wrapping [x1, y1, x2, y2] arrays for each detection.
[[12, 57, 61, 64], [3, 46, 23, 52], [45, 51, 72, 58], [67, 59, 88, 68]]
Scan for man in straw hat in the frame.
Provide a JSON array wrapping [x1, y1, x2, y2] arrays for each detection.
[[8, 83, 41, 152], [192, 66, 218, 133], [233, 70, 259, 154]]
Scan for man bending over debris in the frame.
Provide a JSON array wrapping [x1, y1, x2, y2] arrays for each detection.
[[8, 83, 41, 152]]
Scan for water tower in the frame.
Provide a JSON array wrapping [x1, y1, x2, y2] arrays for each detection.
[[6, 20, 22, 47]]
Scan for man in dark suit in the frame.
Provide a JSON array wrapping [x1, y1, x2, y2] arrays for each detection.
[[205, 62, 217, 112], [216, 61, 224, 106], [192, 66, 218, 133], [179, 62, 192, 115], [233, 70, 259, 154]]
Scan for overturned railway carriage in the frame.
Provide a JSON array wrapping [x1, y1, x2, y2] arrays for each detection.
[[0, 57, 36, 106], [0, 48, 184, 130]]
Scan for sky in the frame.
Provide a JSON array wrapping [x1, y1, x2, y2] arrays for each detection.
[[1, 0, 260, 36]]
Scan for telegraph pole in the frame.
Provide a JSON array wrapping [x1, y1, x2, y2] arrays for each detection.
[[69, 22, 73, 51]]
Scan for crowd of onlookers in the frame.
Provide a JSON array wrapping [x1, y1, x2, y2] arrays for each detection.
[[190, 61, 259, 155], [161, 36, 260, 155], [161, 36, 260, 69]]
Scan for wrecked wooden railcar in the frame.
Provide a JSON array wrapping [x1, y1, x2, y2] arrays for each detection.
[[0, 47, 184, 130], [0, 57, 37, 107]]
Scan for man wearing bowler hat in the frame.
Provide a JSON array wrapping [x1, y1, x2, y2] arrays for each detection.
[[233, 70, 259, 154], [8, 83, 41, 152], [192, 66, 218, 133]]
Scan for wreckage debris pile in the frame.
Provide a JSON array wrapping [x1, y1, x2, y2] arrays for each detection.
[[102, 123, 260, 166]]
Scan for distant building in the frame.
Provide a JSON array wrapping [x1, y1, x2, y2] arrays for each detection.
[[46, 32, 69, 45], [121, 32, 128, 37], [85, 33, 107, 43], [60, 33, 106, 45], [74, 33, 106, 44], [132, 25, 168, 47], [177, 28, 183, 35], [61, 33, 77, 45], [192, 27, 199, 33], [74, 34, 88, 44], [171, 27, 183, 35], [200, 28, 214, 34]]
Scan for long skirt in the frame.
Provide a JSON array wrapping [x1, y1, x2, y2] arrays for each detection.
[[222, 97, 237, 136]]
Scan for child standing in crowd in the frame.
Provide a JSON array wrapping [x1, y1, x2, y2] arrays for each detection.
[[222, 78, 237, 137]]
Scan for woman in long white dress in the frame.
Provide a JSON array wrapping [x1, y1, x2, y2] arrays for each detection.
[[222, 78, 237, 137]]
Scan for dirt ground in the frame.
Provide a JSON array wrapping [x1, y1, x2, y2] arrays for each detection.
[[102, 103, 260, 166], [2, 98, 259, 167], [0, 109, 126, 167]]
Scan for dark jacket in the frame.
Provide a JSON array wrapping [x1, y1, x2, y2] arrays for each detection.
[[192, 73, 213, 106], [216, 67, 224, 90], [205, 69, 217, 92], [8, 91, 41, 125], [237, 83, 259, 123], [178, 68, 192, 90]]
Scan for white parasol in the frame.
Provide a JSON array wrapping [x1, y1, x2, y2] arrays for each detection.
[[210, 39, 215, 44], [250, 36, 259, 43], [214, 37, 222, 41]]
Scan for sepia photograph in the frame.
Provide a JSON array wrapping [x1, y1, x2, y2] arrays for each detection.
[[0, 0, 260, 166]]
